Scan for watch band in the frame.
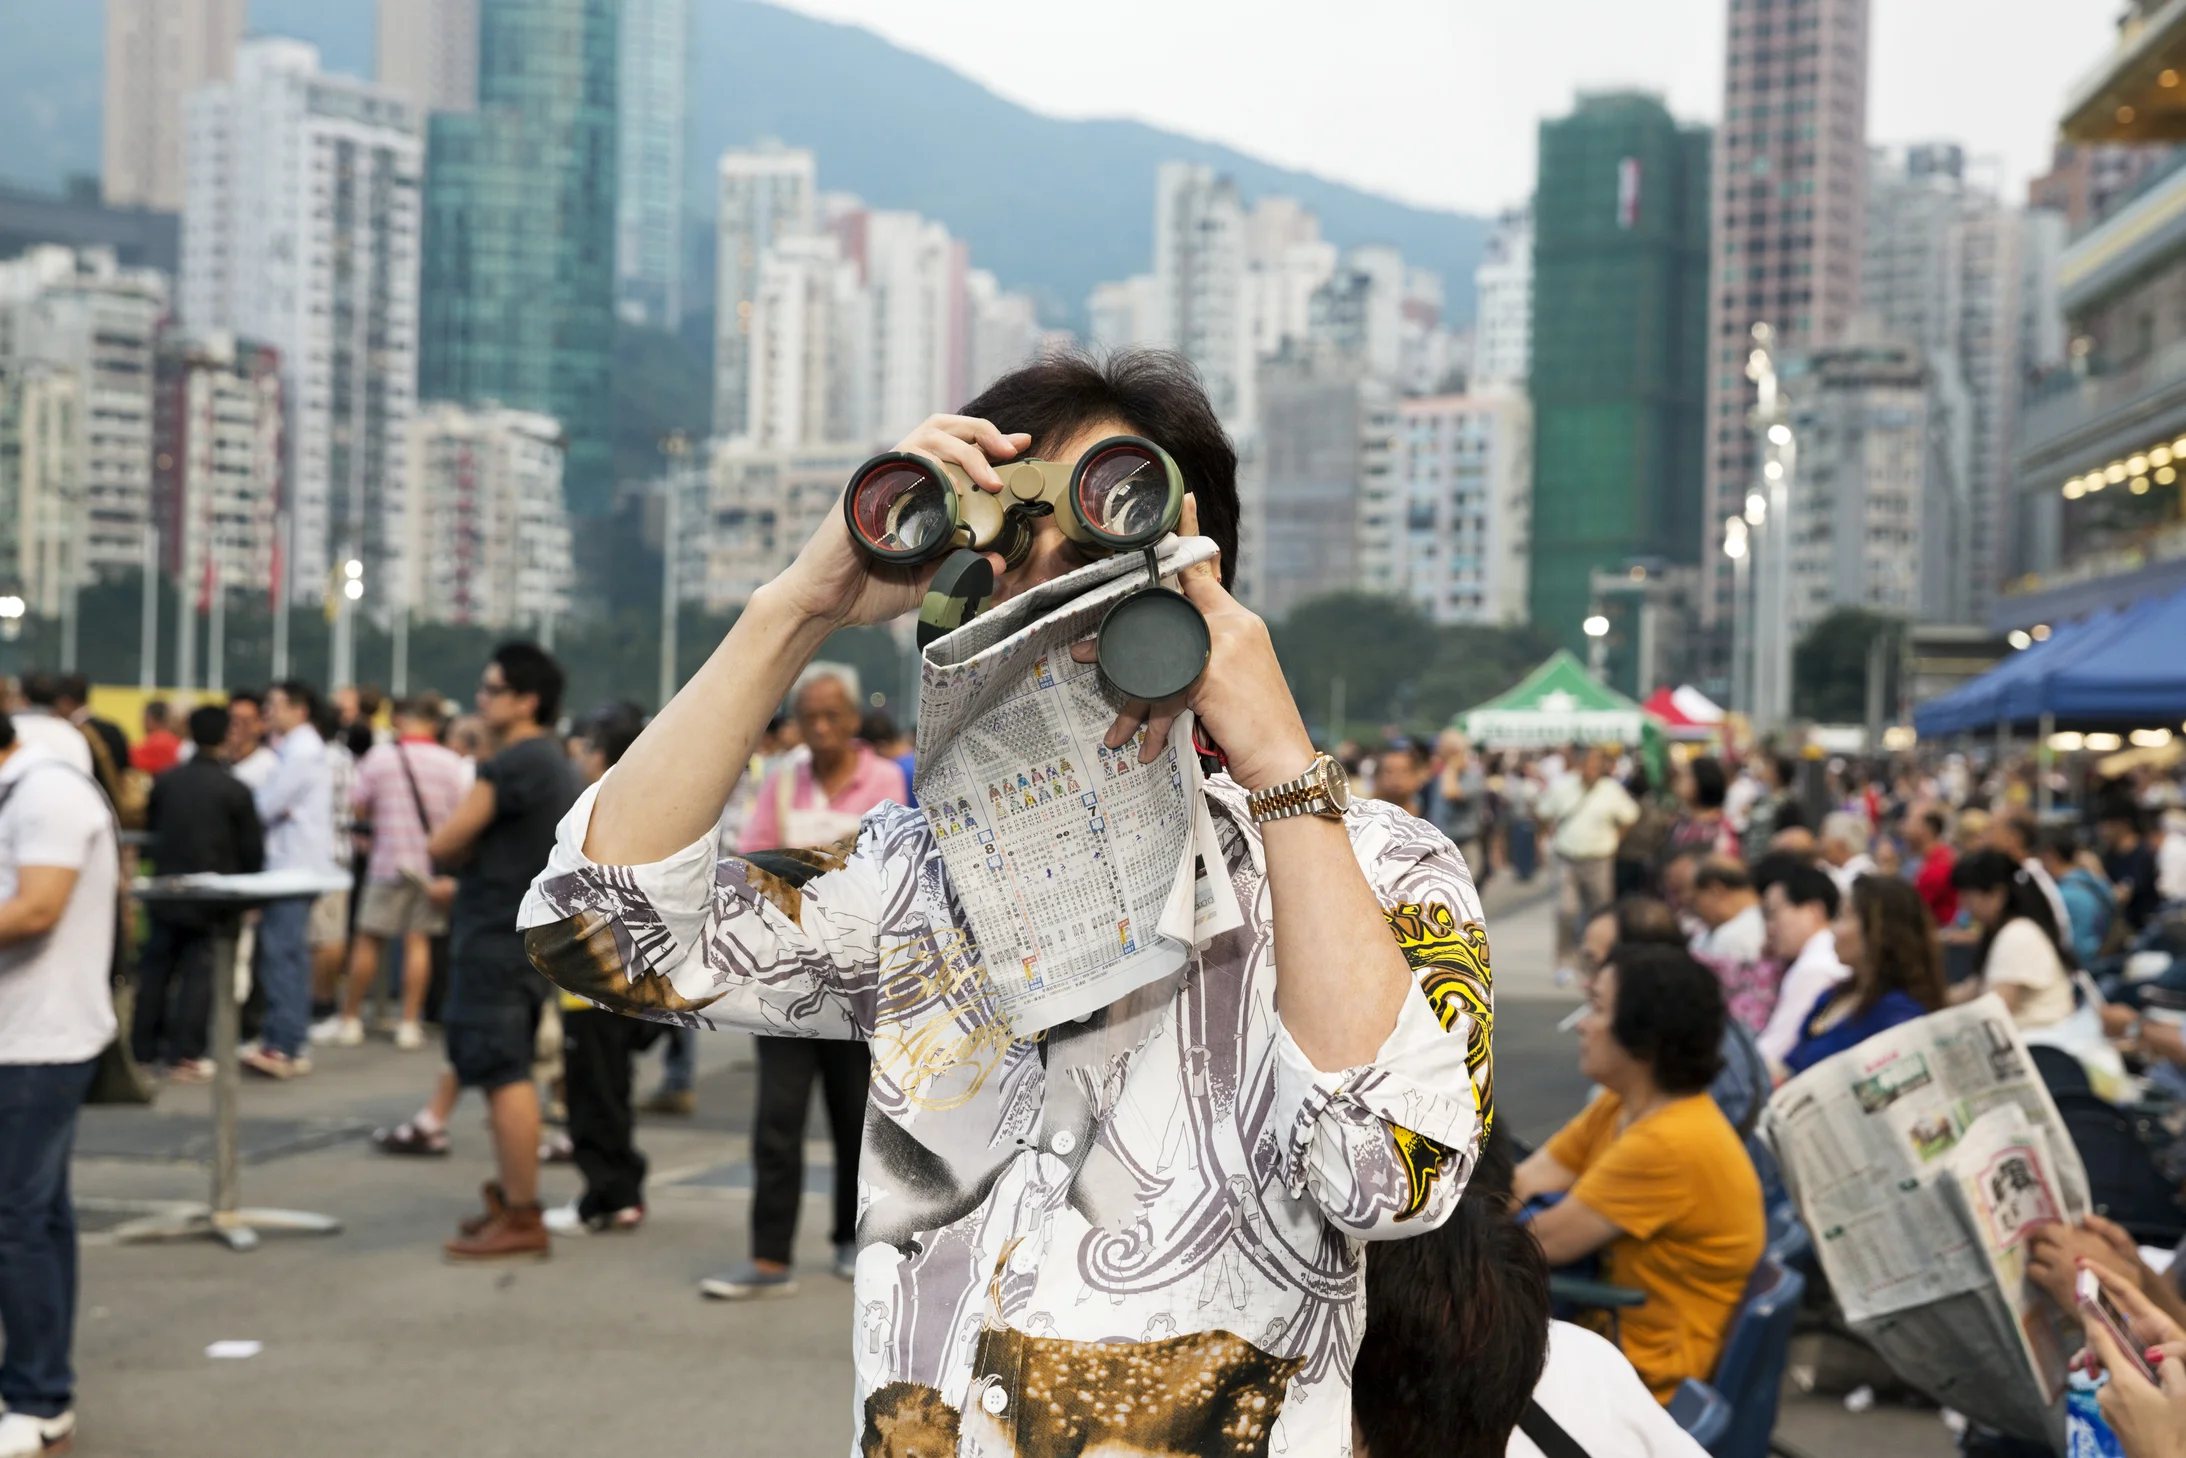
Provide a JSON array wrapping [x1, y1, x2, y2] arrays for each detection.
[[1248, 756, 1334, 823]]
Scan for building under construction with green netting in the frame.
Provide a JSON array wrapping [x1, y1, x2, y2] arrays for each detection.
[[1529, 93, 1711, 652]]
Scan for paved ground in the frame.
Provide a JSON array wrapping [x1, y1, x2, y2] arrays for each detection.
[[63, 876, 1957, 1457]]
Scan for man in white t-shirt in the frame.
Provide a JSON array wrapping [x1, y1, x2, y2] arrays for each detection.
[[1756, 862, 1849, 1067], [1535, 745, 1639, 972], [7, 673, 92, 779], [0, 716, 119, 1458]]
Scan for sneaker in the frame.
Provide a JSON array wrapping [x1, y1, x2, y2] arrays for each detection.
[[539, 1129, 574, 1164], [444, 1201, 550, 1262], [834, 1242, 858, 1281], [241, 1048, 311, 1080], [0, 1408, 75, 1456], [393, 1021, 426, 1052], [371, 1118, 449, 1157], [309, 1015, 364, 1047], [697, 1261, 796, 1300], [640, 1086, 696, 1116], [166, 1058, 215, 1084], [544, 1200, 644, 1236]]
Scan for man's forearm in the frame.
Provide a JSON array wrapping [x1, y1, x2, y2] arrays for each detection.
[[586, 584, 839, 866], [1262, 815, 1412, 1072]]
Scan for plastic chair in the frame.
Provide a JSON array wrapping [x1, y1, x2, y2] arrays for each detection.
[[1671, 1256, 1807, 1458], [1764, 1199, 1813, 1270], [2027, 1043, 2093, 1098], [2055, 1089, 2186, 1245]]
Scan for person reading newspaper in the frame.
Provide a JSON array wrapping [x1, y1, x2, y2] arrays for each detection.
[[518, 350, 1491, 1456]]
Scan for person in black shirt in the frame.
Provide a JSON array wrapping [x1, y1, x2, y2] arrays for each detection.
[[131, 705, 264, 1076], [428, 643, 578, 1260], [2100, 808, 2163, 933]]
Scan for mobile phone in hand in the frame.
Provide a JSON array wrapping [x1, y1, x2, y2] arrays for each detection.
[[2078, 1268, 2159, 1383]]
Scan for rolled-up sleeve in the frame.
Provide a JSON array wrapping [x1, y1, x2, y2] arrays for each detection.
[[1267, 808, 1493, 1239], [516, 776, 887, 1039]]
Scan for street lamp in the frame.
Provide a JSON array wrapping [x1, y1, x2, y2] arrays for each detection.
[[332, 558, 363, 690], [1582, 614, 1610, 638], [658, 431, 691, 711], [0, 595, 25, 644], [1723, 516, 1750, 718], [1746, 323, 1795, 734], [1583, 612, 1610, 682]]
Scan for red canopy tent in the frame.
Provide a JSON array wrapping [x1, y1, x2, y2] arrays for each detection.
[[1642, 685, 1726, 742]]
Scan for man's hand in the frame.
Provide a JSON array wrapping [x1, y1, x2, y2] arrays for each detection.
[[2029, 1221, 2140, 1313], [772, 415, 1030, 631], [1071, 496, 1315, 793]]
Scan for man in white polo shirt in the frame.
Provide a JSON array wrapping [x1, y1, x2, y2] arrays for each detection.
[[1536, 745, 1640, 974], [0, 712, 119, 1458]]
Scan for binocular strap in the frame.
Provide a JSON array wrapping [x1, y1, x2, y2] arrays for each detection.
[[917, 548, 997, 649]]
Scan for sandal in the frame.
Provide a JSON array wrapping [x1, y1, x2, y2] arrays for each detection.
[[372, 1119, 449, 1157]]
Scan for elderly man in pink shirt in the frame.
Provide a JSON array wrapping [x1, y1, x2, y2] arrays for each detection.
[[701, 663, 907, 1300]]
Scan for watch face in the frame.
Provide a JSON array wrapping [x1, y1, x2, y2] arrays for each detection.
[[1320, 755, 1352, 811]]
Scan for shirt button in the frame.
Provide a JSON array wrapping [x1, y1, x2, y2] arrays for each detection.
[[982, 1384, 1008, 1415], [1049, 1128, 1077, 1157]]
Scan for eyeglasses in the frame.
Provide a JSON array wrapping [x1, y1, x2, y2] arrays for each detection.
[[476, 679, 513, 698]]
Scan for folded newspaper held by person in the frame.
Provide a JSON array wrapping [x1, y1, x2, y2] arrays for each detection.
[[1763, 995, 2086, 1444], [912, 535, 1240, 1034]]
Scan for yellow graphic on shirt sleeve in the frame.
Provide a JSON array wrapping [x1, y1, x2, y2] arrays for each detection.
[[1386, 1122, 1459, 1222], [1381, 900, 1494, 1136]]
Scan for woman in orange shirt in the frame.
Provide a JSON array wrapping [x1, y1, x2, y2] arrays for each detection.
[[1514, 943, 1767, 1403]]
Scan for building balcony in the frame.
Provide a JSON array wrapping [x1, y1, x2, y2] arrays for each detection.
[[2064, 0, 2186, 141]]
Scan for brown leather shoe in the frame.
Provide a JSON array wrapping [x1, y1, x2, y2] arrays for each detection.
[[458, 1181, 506, 1238], [445, 1201, 550, 1262]]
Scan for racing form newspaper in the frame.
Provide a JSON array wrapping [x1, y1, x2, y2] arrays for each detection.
[[1763, 995, 2087, 1444], [911, 537, 1240, 1035]]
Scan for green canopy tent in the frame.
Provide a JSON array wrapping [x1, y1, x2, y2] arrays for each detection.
[[1456, 649, 1665, 773]]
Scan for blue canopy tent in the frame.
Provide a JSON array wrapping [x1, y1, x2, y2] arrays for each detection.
[[1913, 587, 2186, 737], [1912, 611, 2116, 737]]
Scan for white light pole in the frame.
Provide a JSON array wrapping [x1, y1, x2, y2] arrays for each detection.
[[206, 556, 225, 695], [1723, 514, 1750, 717], [1746, 325, 1796, 734], [1583, 612, 1611, 682], [270, 508, 291, 680], [332, 558, 363, 690], [139, 524, 160, 689], [657, 431, 690, 711]]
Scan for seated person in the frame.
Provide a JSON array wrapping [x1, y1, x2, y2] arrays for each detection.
[[2040, 824, 2117, 970], [1354, 1131, 1703, 1458], [1688, 857, 1775, 1033], [2027, 1211, 2186, 1336], [1515, 944, 1767, 1405], [1755, 862, 1850, 1066], [1950, 848, 2076, 1031], [1783, 874, 1946, 1078]]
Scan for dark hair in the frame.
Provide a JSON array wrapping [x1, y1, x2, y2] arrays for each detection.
[[1751, 848, 1817, 899], [354, 684, 386, 720], [490, 641, 564, 725], [144, 699, 171, 727], [19, 671, 59, 707], [958, 347, 1241, 588], [1952, 847, 2076, 971], [1921, 808, 1947, 839], [311, 696, 343, 741], [1842, 875, 1946, 1018], [0, 713, 17, 752], [187, 704, 230, 748], [580, 701, 646, 770], [1586, 894, 1684, 947], [1692, 857, 1752, 893], [269, 679, 322, 723], [1772, 862, 1842, 920], [393, 694, 441, 725], [765, 712, 790, 738], [2038, 823, 2081, 863], [1688, 755, 1728, 810], [1607, 944, 1726, 1095], [859, 710, 897, 746], [1997, 810, 2038, 857], [228, 688, 264, 713], [58, 672, 89, 706], [1353, 1129, 1549, 1458]]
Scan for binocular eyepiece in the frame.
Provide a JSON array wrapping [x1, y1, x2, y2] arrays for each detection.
[[840, 435, 1211, 703]]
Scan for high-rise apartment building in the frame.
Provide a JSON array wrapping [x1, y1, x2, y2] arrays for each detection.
[[1248, 347, 1395, 620], [421, 0, 618, 516], [376, 0, 479, 114], [966, 269, 1041, 398], [1395, 393, 1532, 626], [1243, 199, 1337, 363], [744, 234, 861, 449], [1152, 163, 1251, 427], [1088, 275, 1161, 353], [714, 145, 818, 438], [1862, 145, 2025, 620], [405, 402, 572, 628], [1782, 339, 1928, 638], [616, 0, 689, 329], [0, 246, 168, 579], [1471, 207, 1534, 389], [152, 331, 283, 621], [103, 0, 246, 212], [1702, 0, 1871, 633], [1529, 93, 1712, 650], [861, 210, 968, 440], [703, 441, 870, 608], [0, 362, 79, 616], [185, 39, 423, 604]]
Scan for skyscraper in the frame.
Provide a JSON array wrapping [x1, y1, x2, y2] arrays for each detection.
[[421, 0, 618, 515], [1702, 0, 1871, 634], [376, 0, 479, 114], [616, 0, 689, 329], [1152, 163, 1250, 427], [1471, 207, 1533, 389], [184, 39, 424, 603], [714, 145, 818, 438], [1395, 392, 1532, 626], [103, 0, 246, 212], [404, 402, 572, 630], [1528, 93, 1712, 649]]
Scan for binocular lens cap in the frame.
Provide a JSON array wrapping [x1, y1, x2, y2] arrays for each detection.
[[1096, 587, 1211, 703]]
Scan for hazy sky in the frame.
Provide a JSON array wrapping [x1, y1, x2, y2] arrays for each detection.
[[772, 0, 2118, 214]]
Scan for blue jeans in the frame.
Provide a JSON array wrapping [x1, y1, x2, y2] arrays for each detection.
[[256, 898, 312, 1057], [0, 1059, 97, 1419]]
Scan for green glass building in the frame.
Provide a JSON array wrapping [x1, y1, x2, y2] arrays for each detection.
[[1529, 93, 1711, 652], [421, 0, 618, 515]]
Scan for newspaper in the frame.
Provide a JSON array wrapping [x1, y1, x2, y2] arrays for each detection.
[[1763, 995, 2086, 1442], [911, 536, 1241, 1034]]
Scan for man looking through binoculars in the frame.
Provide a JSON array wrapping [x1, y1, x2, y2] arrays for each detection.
[[519, 349, 1490, 1455]]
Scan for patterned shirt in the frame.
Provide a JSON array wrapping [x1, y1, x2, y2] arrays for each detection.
[[519, 775, 1491, 1458], [352, 738, 469, 884]]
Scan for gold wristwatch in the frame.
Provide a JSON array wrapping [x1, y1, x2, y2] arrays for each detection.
[[1246, 753, 1352, 823]]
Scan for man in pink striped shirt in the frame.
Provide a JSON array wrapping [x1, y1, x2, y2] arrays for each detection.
[[317, 698, 467, 1050]]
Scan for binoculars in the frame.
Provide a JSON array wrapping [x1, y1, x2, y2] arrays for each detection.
[[841, 435, 1210, 701]]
